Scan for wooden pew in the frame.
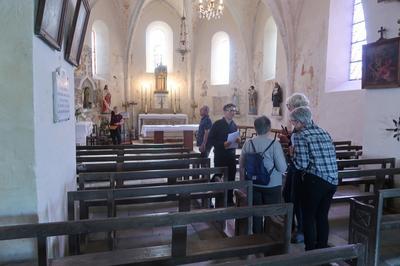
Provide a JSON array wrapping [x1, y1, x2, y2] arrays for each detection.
[[0, 204, 293, 266], [333, 140, 352, 146], [334, 168, 400, 203], [76, 152, 202, 163], [335, 145, 363, 151], [336, 150, 362, 160], [76, 147, 191, 156], [68, 180, 254, 254], [78, 166, 218, 191], [77, 157, 210, 174], [349, 188, 400, 266], [214, 243, 365, 266], [76, 143, 184, 150]]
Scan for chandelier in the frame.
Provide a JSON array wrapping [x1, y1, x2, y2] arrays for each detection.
[[176, 15, 190, 61], [198, 0, 224, 20]]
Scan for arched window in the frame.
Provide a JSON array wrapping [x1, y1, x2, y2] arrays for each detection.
[[349, 0, 366, 80], [146, 21, 173, 73], [211, 31, 230, 85], [263, 17, 278, 80], [325, 0, 366, 92], [91, 20, 109, 79]]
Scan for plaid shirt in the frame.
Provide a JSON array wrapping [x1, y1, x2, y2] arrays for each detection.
[[292, 122, 338, 185]]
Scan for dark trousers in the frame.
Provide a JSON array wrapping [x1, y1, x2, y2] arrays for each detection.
[[253, 186, 282, 234], [301, 173, 336, 251], [282, 162, 303, 234], [110, 129, 121, 145], [214, 153, 236, 204]]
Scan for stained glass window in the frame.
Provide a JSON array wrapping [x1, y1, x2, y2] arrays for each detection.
[[349, 0, 366, 80]]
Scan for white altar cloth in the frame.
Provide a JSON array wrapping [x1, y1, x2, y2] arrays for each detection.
[[141, 124, 199, 137], [138, 113, 188, 133], [75, 121, 93, 145]]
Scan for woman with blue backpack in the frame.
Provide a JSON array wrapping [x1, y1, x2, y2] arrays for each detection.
[[239, 116, 287, 234]]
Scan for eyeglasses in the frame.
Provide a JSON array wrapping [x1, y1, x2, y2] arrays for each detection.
[[226, 109, 236, 113]]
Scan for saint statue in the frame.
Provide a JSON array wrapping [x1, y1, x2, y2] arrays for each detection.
[[232, 87, 240, 114], [154, 64, 168, 93], [248, 85, 257, 115], [83, 87, 91, 109], [271, 82, 283, 116], [200, 80, 208, 97], [102, 85, 112, 113]]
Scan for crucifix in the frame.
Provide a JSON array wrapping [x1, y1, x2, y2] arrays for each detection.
[[378, 26, 386, 40]]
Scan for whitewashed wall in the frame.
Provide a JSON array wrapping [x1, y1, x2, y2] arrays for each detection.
[[129, 0, 189, 127], [0, 0, 37, 261], [362, 0, 400, 186]]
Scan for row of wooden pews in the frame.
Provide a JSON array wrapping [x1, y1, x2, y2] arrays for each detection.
[[1, 139, 394, 265]]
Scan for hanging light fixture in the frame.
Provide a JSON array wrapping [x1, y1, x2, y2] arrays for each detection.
[[198, 0, 224, 20], [176, 10, 190, 61]]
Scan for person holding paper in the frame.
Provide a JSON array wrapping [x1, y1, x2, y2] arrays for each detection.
[[208, 103, 240, 205]]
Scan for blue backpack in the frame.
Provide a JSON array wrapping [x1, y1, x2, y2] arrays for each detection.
[[244, 138, 275, 186]]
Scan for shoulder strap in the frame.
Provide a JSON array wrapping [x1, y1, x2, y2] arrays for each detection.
[[250, 139, 257, 153], [261, 138, 275, 157]]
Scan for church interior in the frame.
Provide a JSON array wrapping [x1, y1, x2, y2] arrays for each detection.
[[1, 0, 400, 265]]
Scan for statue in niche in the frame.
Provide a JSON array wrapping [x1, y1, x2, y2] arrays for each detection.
[[102, 85, 112, 113], [271, 82, 283, 116], [83, 87, 91, 109], [232, 87, 240, 114], [154, 63, 168, 93], [248, 85, 257, 115], [200, 80, 208, 97]]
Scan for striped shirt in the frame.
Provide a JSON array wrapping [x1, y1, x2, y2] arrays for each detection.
[[292, 123, 338, 185]]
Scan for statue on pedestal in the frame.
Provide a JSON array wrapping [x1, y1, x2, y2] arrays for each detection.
[[271, 82, 283, 116], [248, 85, 257, 115]]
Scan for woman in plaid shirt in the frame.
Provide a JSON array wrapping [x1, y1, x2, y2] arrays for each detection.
[[289, 106, 338, 251]]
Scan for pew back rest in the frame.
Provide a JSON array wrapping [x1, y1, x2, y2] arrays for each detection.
[[214, 243, 365, 266], [76, 143, 184, 150], [76, 147, 191, 156], [0, 204, 293, 266], [77, 158, 210, 174], [76, 152, 202, 163], [78, 166, 221, 190]]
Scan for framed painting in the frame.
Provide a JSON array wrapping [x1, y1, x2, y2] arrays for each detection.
[[362, 37, 400, 89], [65, 0, 90, 67], [35, 0, 68, 50]]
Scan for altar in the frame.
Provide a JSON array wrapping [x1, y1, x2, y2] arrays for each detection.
[[141, 124, 199, 150]]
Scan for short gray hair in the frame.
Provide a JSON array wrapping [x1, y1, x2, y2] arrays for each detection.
[[254, 116, 271, 135], [286, 93, 310, 111], [201, 105, 209, 113], [289, 106, 312, 125]]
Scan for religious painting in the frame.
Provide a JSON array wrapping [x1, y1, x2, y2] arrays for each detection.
[[362, 37, 400, 89], [35, 0, 68, 50], [65, 0, 90, 66]]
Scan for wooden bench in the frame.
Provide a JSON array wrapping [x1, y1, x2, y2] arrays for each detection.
[[349, 188, 400, 266], [336, 150, 362, 160], [68, 180, 254, 253], [0, 204, 293, 266], [333, 140, 352, 146], [76, 152, 202, 163], [76, 143, 184, 150], [214, 243, 365, 266], [76, 147, 191, 156], [335, 145, 363, 151], [76, 157, 210, 174], [334, 168, 400, 203], [78, 166, 221, 190]]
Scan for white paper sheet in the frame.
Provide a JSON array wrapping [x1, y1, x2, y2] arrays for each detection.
[[226, 131, 240, 149]]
